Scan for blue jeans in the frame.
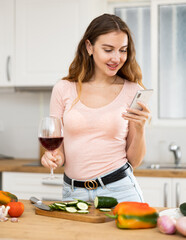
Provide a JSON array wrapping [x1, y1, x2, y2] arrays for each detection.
[[62, 163, 144, 203]]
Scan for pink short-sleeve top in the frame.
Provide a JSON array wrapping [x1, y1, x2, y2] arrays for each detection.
[[50, 79, 142, 180]]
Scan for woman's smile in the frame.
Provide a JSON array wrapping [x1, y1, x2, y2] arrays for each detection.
[[107, 63, 120, 71]]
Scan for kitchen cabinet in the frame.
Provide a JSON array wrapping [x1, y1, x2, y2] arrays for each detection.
[[15, 0, 80, 87], [172, 178, 186, 208], [0, 0, 14, 87], [2, 172, 64, 201], [0, 0, 106, 87], [137, 177, 186, 208], [137, 177, 171, 207]]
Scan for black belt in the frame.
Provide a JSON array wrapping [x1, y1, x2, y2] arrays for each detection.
[[64, 162, 131, 190]]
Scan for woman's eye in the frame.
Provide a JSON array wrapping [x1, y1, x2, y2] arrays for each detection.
[[104, 49, 112, 52], [120, 49, 127, 53]]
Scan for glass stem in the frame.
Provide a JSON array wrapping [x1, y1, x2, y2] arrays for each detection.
[[50, 168, 54, 177]]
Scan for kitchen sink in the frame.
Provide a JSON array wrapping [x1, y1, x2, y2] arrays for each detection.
[[144, 164, 186, 169]]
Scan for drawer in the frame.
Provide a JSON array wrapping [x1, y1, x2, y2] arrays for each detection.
[[2, 172, 63, 196]]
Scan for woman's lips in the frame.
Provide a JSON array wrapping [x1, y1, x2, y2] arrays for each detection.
[[107, 63, 119, 70]]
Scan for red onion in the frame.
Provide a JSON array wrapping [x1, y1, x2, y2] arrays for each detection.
[[176, 217, 186, 237], [157, 215, 176, 234]]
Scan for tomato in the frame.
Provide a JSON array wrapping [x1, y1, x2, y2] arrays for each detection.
[[7, 201, 24, 217]]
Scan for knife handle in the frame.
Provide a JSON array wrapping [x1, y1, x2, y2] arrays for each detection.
[[30, 196, 41, 204]]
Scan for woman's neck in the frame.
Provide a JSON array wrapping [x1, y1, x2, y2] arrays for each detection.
[[89, 74, 117, 87]]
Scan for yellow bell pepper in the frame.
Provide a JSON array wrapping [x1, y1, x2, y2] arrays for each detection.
[[108, 201, 159, 229]]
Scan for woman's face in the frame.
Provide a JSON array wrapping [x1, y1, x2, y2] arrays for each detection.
[[86, 31, 128, 77]]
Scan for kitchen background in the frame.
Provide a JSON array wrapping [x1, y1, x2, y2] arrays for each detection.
[[0, 0, 186, 166]]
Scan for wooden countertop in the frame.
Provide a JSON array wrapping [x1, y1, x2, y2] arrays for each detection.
[[0, 159, 186, 178], [0, 159, 64, 174], [134, 168, 186, 178], [0, 200, 184, 240]]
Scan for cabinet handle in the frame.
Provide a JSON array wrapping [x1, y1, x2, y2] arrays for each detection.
[[164, 183, 168, 207], [6, 56, 11, 81], [176, 182, 180, 208], [41, 182, 63, 186]]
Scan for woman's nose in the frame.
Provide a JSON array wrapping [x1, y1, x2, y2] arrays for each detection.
[[111, 51, 120, 61]]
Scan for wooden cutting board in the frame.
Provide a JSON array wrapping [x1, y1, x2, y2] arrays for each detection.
[[35, 206, 113, 223]]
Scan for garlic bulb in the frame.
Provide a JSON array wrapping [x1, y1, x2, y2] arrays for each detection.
[[0, 205, 10, 222]]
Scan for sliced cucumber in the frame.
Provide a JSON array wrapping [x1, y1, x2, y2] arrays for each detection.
[[94, 196, 118, 209], [53, 203, 66, 210], [77, 210, 89, 214], [49, 204, 57, 210], [54, 203, 66, 207], [58, 206, 66, 211], [74, 199, 92, 206], [66, 201, 78, 207], [49, 199, 91, 214], [99, 208, 112, 212], [66, 207, 77, 213], [77, 202, 88, 210]]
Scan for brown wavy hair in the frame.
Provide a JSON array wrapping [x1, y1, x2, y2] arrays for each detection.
[[63, 13, 143, 98]]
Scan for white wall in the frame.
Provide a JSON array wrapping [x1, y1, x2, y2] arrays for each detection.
[[0, 90, 186, 164], [0, 90, 51, 159], [145, 125, 186, 165]]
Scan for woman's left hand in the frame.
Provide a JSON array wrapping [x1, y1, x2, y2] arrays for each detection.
[[122, 101, 151, 131]]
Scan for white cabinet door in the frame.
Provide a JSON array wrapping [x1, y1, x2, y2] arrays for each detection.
[[137, 177, 172, 207], [15, 0, 80, 87], [0, 0, 106, 87], [2, 172, 63, 201], [15, 0, 107, 87], [172, 178, 186, 208], [0, 0, 14, 86], [137, 177, 186, 208]]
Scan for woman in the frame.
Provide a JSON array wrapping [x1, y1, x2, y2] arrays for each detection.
[[41, 14, 150, 203]]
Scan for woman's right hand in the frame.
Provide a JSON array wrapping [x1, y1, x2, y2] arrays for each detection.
[[41, 149, 64, 170]]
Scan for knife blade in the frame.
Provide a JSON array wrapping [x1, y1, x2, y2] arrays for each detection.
[[30, 196, 51, 211]]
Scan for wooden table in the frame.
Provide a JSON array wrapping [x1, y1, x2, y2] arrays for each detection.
[[0, 200, 184, 240]]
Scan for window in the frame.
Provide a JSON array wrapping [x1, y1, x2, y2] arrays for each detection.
[[159, 4, 186, 119], [109, 0, 186, 123], [115, 5, 151, 89]]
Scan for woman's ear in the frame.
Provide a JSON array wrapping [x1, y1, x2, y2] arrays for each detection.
[[85, 39, 93, 56]]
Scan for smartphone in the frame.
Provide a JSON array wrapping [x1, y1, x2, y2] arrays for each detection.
[[129, 89, 154, 111]]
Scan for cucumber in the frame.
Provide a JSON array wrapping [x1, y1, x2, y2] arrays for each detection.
[[74, 199, 92, 206], [54, 203, 66, 207], [66, 207, 77, 213], [77, 210, 89, 214], [53, 203, 66, 210], [66, 201, 78, 207], [58, 206, 66, 211], [77, 202, 88, 210], [94, 196, 118, 209], [49, 204, 57, 210], [49, 199, 90, 213], [99, 208, 112, 212], [180, 202, 186, 216]]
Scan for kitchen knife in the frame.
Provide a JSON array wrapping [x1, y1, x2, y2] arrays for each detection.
[[30, 196, 51, 211]]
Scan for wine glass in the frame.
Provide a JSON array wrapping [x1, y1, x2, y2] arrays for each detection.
[[38, 116, 63, 180]]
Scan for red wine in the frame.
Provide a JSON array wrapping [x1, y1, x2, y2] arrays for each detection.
[[39, 137, 63, 151]]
